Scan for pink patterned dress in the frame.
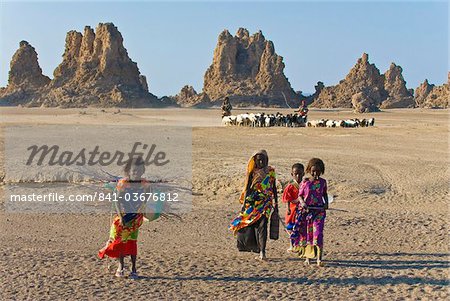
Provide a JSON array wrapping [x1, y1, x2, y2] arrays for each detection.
[[290, 177, 327, 249]]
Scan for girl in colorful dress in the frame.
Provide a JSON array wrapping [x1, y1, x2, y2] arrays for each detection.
[[290, 158, 328, 266], [98, 156, 150, 278], [282, 163, 304, 252], [229, 150, 278, 260]]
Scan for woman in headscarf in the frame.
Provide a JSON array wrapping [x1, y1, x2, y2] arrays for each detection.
[[229, 150, 278, 260]]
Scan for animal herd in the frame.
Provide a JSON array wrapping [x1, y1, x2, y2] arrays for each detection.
[[222, 113, 307, 127], [222, 113, 375, 128], [306, 118, 375, 128]]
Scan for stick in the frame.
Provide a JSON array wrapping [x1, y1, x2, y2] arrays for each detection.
[[281, 92, 293, 109], [305, 206, 349, 212]]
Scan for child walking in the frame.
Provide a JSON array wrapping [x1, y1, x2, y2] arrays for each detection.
[[282, 163, 304, 252], [290, 158, 328, 267], [98, 156, 150, 279]]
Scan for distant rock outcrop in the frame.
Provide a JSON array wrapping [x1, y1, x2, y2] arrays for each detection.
[[312, 53, 386, 111], [172, 85, 209, 107], [352, 91, 381, 113], [312, 53, 418, 112], [380, 63, 415, 109], [1, 23, 162, 108], [0, 41, 50, 104], [199, 28, 298, 107], [414, 74, 449, 108]]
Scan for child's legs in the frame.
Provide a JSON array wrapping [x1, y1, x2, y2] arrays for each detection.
[[118, 256, 125, 270], [128, 240, 138, 272], [131, 255, 137, 272], [306, 220, 314, 246], [313, 213, 326, 260], [298, 217, 308, 246], [313, 213, 325, 246]]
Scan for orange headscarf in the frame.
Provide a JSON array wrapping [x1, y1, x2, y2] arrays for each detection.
[[239, 150, 269, 204]]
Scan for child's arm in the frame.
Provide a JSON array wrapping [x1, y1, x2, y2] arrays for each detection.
[[297, 180, 307, 209], [298, 196, 307, 209]]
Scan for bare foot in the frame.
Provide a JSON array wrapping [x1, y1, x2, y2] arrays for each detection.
[[304, 258, 310, 266], [115, 268, 125, 278], [317, 260, 325, 267]]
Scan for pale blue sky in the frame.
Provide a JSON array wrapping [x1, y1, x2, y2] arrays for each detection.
[[0, 1, 448, 96]]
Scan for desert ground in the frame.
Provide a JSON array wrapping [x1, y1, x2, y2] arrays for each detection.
[[0, 107, 448, 300]]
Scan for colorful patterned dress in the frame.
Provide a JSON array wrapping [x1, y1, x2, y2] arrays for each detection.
[[98, 178, 150, 259], [229, 167, 276, 233], [290, 177, 327, 258]]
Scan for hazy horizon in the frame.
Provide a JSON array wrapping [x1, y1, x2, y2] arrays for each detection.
[[1, 1, 448, 97]]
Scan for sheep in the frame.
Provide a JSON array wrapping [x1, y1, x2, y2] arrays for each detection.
[[236, 114, 244, 126], [248, 113, 257, 127], [326, 120, 336, 128], [344, 119, 360, 128], [222, 116, 233, 126], [308, 119, 327, 127], [257, 113, 266, 127]]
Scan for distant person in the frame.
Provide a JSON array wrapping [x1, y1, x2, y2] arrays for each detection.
[[221, 97, 232, 118], [290, 158, 328, 267], [282, 163, 304, 252], [229, 150, 278, 260], [294, 100, 308, 123]]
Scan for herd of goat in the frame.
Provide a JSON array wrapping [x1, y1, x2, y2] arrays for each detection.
[[222, 112, 375, 128]]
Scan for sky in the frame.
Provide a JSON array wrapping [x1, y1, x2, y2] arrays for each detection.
[[0, 1, 448, 96]]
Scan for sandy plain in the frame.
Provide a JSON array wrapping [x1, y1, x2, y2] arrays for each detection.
[[0, 107, 448, 300]]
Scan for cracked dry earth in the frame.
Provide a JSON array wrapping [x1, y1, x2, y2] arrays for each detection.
[[0, 108, 448, 300]]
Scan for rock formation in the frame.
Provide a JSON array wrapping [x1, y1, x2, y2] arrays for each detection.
[[33, 23, 160, 107], [1, 23, 162, 107], [0, 41, 50, 104], [351, 91, 381, 113], [312, 53, 386, 111], [172, 85, 209, 107], [380, 63, 415, 108], [312, 53, 418, 112], [199, 28, 299, 107], [414, 74, 449, 108]]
